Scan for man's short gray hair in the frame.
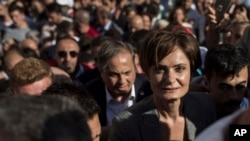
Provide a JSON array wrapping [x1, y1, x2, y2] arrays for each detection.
[[96, 40, 135, 71]]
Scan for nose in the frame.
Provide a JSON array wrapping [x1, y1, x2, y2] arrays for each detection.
[[164, 70, 175, 84], [117, 74, 126, 85], [228, 88, 240, 100], [65, 53, 71, 61]]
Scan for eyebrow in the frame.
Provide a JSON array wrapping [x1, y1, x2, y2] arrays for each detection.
[[107, 70, 132, 74], [219, 81, 247, 86], [157, 63, 188, 67]]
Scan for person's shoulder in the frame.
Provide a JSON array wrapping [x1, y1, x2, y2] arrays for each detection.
[[79, 68, 100, 86], [185, 92, 214, 102], [116, 95, 154, 120], [184, 92, 215, 112], [194, 108, 248, 141], [85, 76, 103, 90]]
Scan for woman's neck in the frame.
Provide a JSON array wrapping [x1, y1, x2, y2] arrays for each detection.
[[153, 96, 183, 120]]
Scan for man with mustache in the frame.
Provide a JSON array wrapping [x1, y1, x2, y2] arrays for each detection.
[[204, 44, 250, 119]]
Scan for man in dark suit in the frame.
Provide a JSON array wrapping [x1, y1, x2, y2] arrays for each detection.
[[86, 39, 151, 127], [96, 6, 124, 36]]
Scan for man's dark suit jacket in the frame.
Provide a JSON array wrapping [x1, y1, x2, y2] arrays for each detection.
[[79, 68, 100, 86], [102, 21, 124, 36], [86, 74, 152, 126]]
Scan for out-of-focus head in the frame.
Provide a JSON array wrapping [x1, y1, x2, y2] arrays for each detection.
[[141, 12, 152, 30], [102, 0, 116, 11], [43, 82, 101, 118], [129, 15, 144, 32], [74, 9, 90, 27], [75, 9, 90, 24], [31, 0, 45, 15], [169, 6, 186, 24], [46, 2, 63, 25], [0, 94, 90, 141], [204, 44, 249, 118], [3, 47, 24, 74], [96, 6, 111, 26], [54, 37, 80, 74], [97, 40, 136, 98], [9, 57, 53, 95], [8, 2, 26, 27], [20, 38, 40, 56], [125, 6, 137, 22], [182, 0, 194, 10], [43, 82, 101, 141], [224, 22, 250, 45], [42, 110, 92, 141], [56, 20, 75, 39], [50, 67, 71, 83]]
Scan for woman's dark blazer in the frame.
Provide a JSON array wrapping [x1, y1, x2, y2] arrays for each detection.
[[109, 92, 216, 141]]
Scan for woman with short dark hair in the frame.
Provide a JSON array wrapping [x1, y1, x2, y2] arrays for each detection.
[[109, 30, 216, 141]]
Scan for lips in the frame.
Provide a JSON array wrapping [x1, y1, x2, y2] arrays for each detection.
[[116, 86, 127, 91], [118, 87, 126, 91], [162, 87, 179, 93]]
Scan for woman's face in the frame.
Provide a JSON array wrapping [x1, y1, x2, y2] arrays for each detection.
[[148, 47, 191, 101], [142, 14, 151, 30], [174, 8, 185, 23]]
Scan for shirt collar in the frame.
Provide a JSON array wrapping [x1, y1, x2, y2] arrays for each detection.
[[104, 20, 112, 31], [106, 84, 135, 103], [74, 64, 84, 78]]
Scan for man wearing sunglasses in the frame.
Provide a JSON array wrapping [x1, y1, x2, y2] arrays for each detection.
[[54, 36, 89, 85]]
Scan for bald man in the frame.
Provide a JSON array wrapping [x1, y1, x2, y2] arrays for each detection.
[[74, 9, 100, 38], [129, 15, 144, 33], [3, 48, 24, 74], [20, 38, 40, 56]]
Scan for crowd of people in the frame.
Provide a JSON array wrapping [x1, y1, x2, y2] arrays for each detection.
[[0, 0, 250, 141]]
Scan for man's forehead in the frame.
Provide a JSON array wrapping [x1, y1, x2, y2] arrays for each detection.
[[213, 73, 248, 85], [103, 65, 134, 74], [56, 39, 80, 50]]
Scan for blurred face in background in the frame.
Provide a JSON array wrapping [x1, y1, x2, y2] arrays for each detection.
[[173, 8, 185, 24], [142, 14, 151, 30], [47, 12, 62, 25], [129, 15, 144, 32], [55, 39, 80, 74], [10, 10, 25, 27]]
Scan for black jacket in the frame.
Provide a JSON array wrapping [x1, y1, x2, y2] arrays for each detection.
[[86, 74, 152, 126]]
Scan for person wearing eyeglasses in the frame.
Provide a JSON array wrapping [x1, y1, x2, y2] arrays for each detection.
[[54, 36, 89, 85]]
